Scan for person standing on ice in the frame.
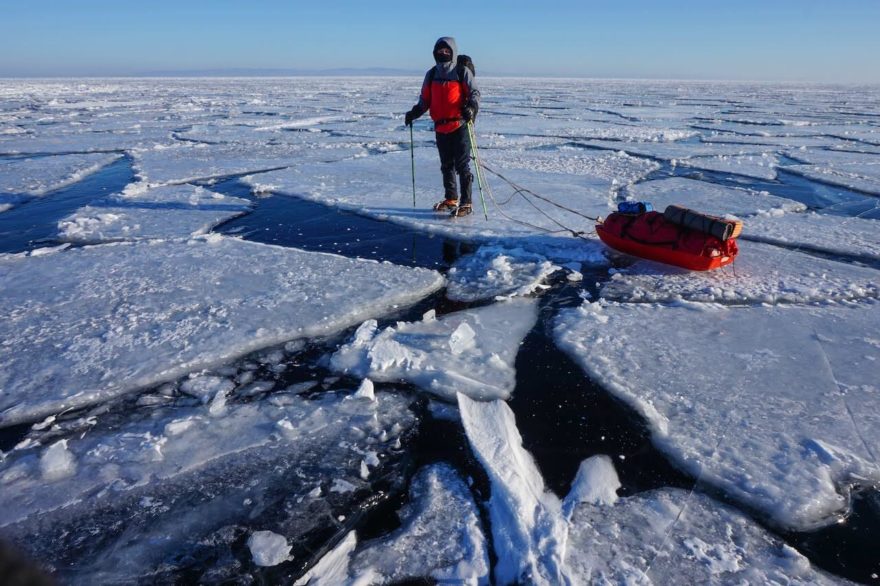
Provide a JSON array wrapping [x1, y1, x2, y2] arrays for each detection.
[[404, 37, 481, 217]]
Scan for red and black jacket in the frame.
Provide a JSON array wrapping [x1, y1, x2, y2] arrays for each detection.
[[410, 37, 481, 134]]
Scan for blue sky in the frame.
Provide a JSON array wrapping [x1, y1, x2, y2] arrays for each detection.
[[2, 0, 878, 82]]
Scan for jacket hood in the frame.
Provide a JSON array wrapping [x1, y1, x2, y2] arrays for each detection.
[[433, 37, 458, 75]]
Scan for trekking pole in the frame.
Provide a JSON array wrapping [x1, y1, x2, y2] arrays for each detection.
[[467, 122, 489, 221], [409, 124, 416, 208]]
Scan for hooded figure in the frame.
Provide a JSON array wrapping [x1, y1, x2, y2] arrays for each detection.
[[405, 37, 481, 216]]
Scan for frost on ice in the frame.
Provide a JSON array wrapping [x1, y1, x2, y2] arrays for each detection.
[[57, 184, 252, 243], [330, 298, 538, 401], [555, 299, 880, 531], [347, 463, 490, 584], [0, 387, 416, 582], [0, 236, 443, 426]]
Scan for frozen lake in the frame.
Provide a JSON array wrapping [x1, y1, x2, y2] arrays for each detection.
[[1, 78, 878, 584]]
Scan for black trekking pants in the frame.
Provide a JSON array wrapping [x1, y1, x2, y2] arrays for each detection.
[[436, 125, 473, 205]]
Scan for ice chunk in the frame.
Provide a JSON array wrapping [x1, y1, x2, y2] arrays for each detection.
[[0, 236, 444, 427], [331, 299, 538, 401], [446, 245, 561, 302], [349, 463, 489, 584], [566, 488, 841, 584], [294, 531, 357, 586], [458, 393, 570, 585], [562, 455, 621, 517], [353, 378, 376, 402], [247, 530, 291, 567], [744, 211, 880, 262], [600, 240, 880, 304], [555, 299, 880, 530], [39, 439, 76, 482]]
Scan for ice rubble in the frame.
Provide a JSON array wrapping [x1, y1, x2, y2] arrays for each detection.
[[346, 463, 490, 584], [0, 387, 416, 582], [0, 236, 444, 426], [446, 245, 561, 302], [600, 240, 880, 304], [330, 298, 538, 402], [625, 177, 806, 218], [555, 299, 880, 531], [57, 184, 252, 243]]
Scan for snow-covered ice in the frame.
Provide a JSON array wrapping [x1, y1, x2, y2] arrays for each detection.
[[744, 210, 880, 261], [0, 152, 121, 210], [566, 488, 844, 585], [555, 299, 880, 531], [331, 298, 538, 402], [0, 236, 443, 426], [57, 183, 251, 242], [600, 240, 880, 304], [625, 177, 806, 218], [786, 148, 880, 195], [248, 531, 291, 567]]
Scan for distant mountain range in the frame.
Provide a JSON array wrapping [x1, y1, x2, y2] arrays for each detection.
[[140, 67, 424, 77]]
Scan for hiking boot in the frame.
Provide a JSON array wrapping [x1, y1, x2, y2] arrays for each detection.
[[433, 199, 458, 212], [451, 204, 473, 218]]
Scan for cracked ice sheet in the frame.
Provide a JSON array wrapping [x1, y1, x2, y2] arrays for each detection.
[[744, 210, 880, 261], [566, 488, 843, 585], [600, 240, 880, 304], [330, 298, 538, 402], [625, 177, 805, 218], [581, 139, 774, 163], [0, 152, 121, 201], [0, 236, 444, 426], [447, 245, 561, 302], [554, 299, 880, 531], [678, 153, 780, 180], [786, 149, 880, 195], [0, 388, 415, 583], [242, 149, 610, 264], [57, 184, 252, 243], [458, 393, 570, 585], [348, 463, 490, 584]]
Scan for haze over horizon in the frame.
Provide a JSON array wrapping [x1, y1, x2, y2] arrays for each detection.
[[2, 0, 879, 83]]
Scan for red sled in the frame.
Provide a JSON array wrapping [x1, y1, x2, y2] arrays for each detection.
[[596, 211, 739, 271]]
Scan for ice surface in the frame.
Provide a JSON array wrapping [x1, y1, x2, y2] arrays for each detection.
[[0, 388, 415, 582], [555, 299, 880, 530], [625, 177, 806, 218], [57, 183, 252, 242], [0, 152, 121, 205], [566, 488, 843, 585], [446, 245, 561, 301], [0, 236, 443, 426], [679, 153, 780, 180], [600, 240, 880, 304], [786, 148, 880, 195], [743, 211, 880, 261], [348, 463, 490, 584], [248, 531, 291, 567], [330, 298, 538, 402], [458, 393, 570, 585], [295, 531, 358, 586]]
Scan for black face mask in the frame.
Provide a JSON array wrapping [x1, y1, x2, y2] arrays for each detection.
[[433, 48, 453, 63]]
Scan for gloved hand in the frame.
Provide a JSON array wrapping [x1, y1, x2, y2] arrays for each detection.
[[405, 109, 418, 126], [461, 106, 476, 123]]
